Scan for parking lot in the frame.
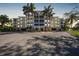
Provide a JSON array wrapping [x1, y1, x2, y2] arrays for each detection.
[[0, 32, 78, 56]]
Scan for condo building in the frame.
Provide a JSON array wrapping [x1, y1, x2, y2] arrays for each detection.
[[12, 11, 61, 31]]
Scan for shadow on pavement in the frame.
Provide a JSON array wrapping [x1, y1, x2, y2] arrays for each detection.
[[0, 36, 79, 56]]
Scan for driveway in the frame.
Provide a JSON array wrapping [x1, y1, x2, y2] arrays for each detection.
[[0, 32, 79, 56]]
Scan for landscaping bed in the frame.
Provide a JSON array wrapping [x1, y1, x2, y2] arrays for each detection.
[[68, 30, 79, 37]]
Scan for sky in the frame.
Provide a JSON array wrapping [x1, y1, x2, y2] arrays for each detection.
[[0, 3, 79, 18]]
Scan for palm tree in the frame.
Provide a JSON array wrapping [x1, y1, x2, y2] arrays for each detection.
[[42, 4, 55, 31], [23, 3, 35, 16], [23, 3, 36, 31], [0, 15, 9, 28], [64, 12, 78, 29], [23, 3, 30, 17], [29, 3, 36, 15]]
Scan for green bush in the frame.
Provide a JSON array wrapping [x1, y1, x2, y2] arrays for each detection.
[[0, 26, 13, 32], [72, 27, 79, 31], [68, 30, 79, 37]]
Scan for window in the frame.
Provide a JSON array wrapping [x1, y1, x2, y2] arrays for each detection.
[[34, 24, 39, 26], [34, 20, 38, 22], [40, 20, 44, 22], [40, 24, 44, 26]]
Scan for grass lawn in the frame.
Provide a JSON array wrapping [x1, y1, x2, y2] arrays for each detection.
[[68, 30, 79, 37]]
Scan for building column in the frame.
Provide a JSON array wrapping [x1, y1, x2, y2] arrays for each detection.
[[43, 28, 45, 31], [38, 28, 40, 31]]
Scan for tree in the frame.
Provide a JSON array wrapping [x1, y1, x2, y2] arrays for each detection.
[[23, 3, 35, 16], [42, 4, 55, 31], [42, 4, 55, 20], [23, 3, 36, 31], [0, 15, 9, 27], [30, 3, 36, 14], [64, 12, 79, 28]]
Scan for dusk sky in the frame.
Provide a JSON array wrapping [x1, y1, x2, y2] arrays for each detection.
[[0, 3, 79, 18]]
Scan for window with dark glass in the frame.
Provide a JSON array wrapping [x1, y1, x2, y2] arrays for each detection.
[[40, 24, 44, 26], [34, 20, 39, 22], [34, 24, 39, 26], [40, 20, 44, 22]]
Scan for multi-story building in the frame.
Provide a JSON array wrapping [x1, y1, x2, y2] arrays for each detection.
[[12, 11, 61, 31]]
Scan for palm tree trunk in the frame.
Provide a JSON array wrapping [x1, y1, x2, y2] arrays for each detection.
[[71, 19, 73, 29], [69, 19, 73, 31], [28, 13, 30, 31]]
